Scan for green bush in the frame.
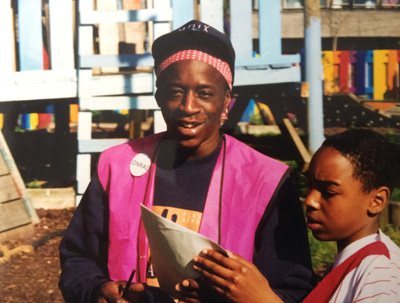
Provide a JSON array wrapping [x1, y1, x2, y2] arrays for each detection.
[[308, 230, 336, 268], [390, 188, 400, 201]]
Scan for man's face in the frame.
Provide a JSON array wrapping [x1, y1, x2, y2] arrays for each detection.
[[304, 147, 377, 250], [155, 60, 231, 159]]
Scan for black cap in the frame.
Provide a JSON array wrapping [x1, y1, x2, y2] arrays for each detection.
[[152, 20, 235, 84]]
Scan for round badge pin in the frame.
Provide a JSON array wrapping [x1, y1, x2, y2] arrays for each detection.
[[130, 153, 151, 177]]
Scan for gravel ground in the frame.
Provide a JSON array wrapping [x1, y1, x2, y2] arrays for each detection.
[[0, 208, 75, 303]]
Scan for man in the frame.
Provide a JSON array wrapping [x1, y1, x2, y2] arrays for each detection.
[[59, 20, 314, 303]]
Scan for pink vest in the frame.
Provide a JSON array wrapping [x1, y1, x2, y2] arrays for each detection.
[[97, 133, 288, 282]]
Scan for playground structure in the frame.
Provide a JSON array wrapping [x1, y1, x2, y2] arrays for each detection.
[[0, 1, 399, 198], [0, 0, 302, 202]]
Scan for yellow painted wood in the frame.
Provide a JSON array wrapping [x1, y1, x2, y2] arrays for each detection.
[[373, 50, 388, 100], [70, 104, 79, 123], [0, 114, 3, 130], [29, 113, 39, 130], [322, 51, 334, 95]]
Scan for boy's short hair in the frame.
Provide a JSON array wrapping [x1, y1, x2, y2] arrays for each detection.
[[322, 129, 400, 193]]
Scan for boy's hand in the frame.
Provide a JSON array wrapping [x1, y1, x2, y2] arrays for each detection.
[[190, 249, 284, 303], [95, 281, 146, 303]]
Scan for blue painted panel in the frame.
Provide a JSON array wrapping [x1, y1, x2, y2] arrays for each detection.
[[46, 105, 55, 114], [240, 99, 256, 122], [230, 0, 252, 59], [18, 0, 43, 70], [356, 51, 366, 96], [172, 0, 194, 29], [21, 114, 30, 129], [259, 0, 282, 57], [366, 50, 373, 99]]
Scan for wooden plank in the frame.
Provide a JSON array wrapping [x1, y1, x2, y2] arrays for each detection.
[[0, 175, 19, 203], [80, 54, 154, 68], [387, 50, 398, 92], [0, 1, 16, 72], [90, 73, 153, 97], [373, 50, 388, 100], [339, 51, 350, 92], [86, 95, 159, 110], [0, 131, 39, 224], [322, 51, 334, 95], [80, 8, 173, 24], [365, 50, 374, 98], [0, 82, 77, 102], [122, 0, 146, 54], [230, 0, 252, 59], [49, 0, 75, 70], [0, 70, 77, 85], [171, 0, 194, 29], [153, 110, 167, 133], [283, 118, 311, 173], [236, 55, 300, 67], [0, 199, 33, 233], [356, 51, 367, 96], [350, 51, 357, 94], [97, 0, 119, 73], [333, 51, 341, 93], [77, 111, 92, 140], [259, 0, 282, 57], [18, 0, 43, 70], [234, 65, 301, 86], [153, 0, 172, 39], [199, 0, 222, 31], [79, 139, 130, 153], [0, 152, 9, 175], [76, 154, 91, 195]]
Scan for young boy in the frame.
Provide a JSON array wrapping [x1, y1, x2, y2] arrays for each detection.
[[303, 129, 400, 302], [181, 129, 400, 303]]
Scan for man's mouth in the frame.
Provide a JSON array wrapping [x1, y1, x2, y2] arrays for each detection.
[[177, 121, 203, 129], [181, 122, 198, 129]]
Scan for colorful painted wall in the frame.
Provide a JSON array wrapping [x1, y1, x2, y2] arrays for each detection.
[[320, 49, 400, 100]]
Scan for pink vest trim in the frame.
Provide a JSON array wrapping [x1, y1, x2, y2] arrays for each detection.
[[97, 133, 288, 282]]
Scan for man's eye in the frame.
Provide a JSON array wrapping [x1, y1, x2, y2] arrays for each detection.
[[198, 90, 212, 98], [168, 89, 183, 97]]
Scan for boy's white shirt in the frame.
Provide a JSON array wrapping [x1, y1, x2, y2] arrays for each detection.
[[327, 230, 400, 303]]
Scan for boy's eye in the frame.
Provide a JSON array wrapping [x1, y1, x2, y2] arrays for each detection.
[[321, 189, 337, 199]]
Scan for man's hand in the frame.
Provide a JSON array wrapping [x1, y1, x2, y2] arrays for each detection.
[[95, 281, 146, 303], [175, 278, 201, 303], [188, 249, 284, 303]]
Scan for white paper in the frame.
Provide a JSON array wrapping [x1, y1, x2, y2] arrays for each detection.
[[140, 204, 227, 297]]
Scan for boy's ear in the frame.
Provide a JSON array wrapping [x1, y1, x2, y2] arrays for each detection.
[[368, 186, 390, 216]]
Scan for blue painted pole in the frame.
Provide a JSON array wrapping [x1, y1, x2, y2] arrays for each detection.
[[304, 0, 325, 153], [18, 0, 43, 70]]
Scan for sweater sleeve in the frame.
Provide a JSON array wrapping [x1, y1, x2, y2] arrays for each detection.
[[253, 170, 316, 303], [59, 172, 110, 303]]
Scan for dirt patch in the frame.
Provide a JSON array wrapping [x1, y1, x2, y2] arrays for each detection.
[[0, 208, 75, 303]]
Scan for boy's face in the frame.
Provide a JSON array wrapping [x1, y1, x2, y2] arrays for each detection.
[[304, 147, 378, 250]]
